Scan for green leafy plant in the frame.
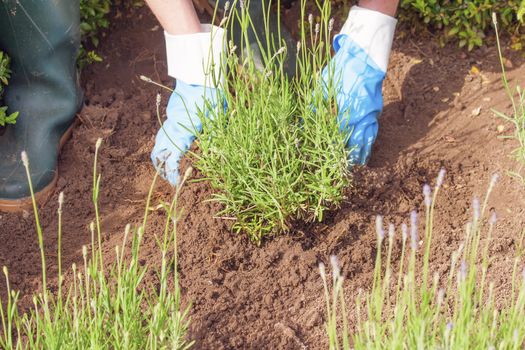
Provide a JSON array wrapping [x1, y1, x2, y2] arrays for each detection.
[[0, 141, 193, 349], [399, 0, 525, 50], [321, 171, 525, 349], [0, 51, 19, 127], [0, 52, 10, 96], [195, 0, 350, 243], [79, 0, 112, 68]]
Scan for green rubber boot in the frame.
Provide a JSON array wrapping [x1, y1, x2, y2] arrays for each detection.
[[0, 0, 83, 212], [211, 0, 297, 78]]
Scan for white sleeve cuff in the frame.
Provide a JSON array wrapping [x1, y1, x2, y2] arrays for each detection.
[[336, 6, 397, 72], [165, 24, 226, 87]]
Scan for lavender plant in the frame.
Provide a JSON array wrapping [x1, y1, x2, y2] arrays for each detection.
[[321, 171, 525, 349], [0, 140, 193, 349], [196, 0, 350, 243]]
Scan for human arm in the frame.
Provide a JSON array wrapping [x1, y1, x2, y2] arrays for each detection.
[[144, 0, 201, 35], [359, 0, 400, 17]]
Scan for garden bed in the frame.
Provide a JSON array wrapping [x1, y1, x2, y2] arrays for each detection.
[[1, 3, 525, 349]]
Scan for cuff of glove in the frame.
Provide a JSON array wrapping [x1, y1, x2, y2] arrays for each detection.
[[165, 24, 226, 86], [336, 6, 397, 72]]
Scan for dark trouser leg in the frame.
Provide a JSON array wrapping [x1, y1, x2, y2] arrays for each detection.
[[211, 0, 297, 78]]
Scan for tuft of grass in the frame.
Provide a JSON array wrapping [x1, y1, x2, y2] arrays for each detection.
[[492, 13, 525, 185], [321, 170, 525, 349], [195, 0, 350, 243], [0, 140, 193, 349]]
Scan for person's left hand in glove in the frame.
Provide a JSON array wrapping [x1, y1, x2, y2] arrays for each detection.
[[145, 0, 225, 185], [322, 1, 398, 165]]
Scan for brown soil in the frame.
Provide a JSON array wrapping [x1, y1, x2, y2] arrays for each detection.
[[2, 3, 525, 349]]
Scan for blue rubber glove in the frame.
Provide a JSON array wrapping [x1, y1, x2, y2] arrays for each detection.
[[151, 80, 218, 185], [322, 34, 387, 165]]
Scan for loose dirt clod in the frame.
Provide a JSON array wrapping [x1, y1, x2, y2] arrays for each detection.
[[275, 322, 307, 350]]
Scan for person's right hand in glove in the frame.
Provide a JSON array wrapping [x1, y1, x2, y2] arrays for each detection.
[[145, 0, 225, 185], [322, 2, 398, 165], [150, 24, 225, 185]]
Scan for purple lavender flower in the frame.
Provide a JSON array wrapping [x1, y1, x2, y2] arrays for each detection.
[[436, 168, 446, 188], [410, 211, 418, 250], [490, 173, 499, 187], [319, 262, 326, 276], [460, 260, 467, 281], [472, 197, 480, 221], [330, 255, 340, 279], [423, 184, 432, 208], [376, 215, 385, 241], [445, 322, 453, 337], [328, 18, 335, 32]]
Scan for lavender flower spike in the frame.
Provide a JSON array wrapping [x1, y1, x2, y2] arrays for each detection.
[[472, 197, 480, 221], [436, 168, 446, 188], [490, 173, 499, 187], [460, 260, 467, 281], [328, 18, 335, 32], [319, 262, 326, 277], [330, 255, 341, 279], [388, 223, 395, 241], [410, 211, 418, 250], [376, 215, 385, 241], [401, 223, 408, 243], [423, 184, 432, 208]]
